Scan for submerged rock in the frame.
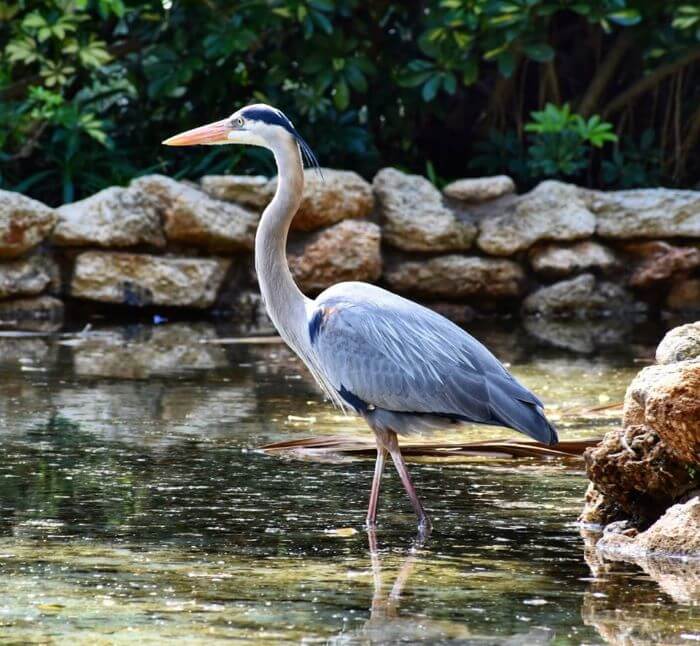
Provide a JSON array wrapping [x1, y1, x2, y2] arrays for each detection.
[[53, 186, 165, 248], [384, 255, 524, 299], [596, 497, 700, 558], [0, 254, 58, 299], [529, 241, 618, 278], [592, 188, 700, 238], [373, 168, 476, 252], [442, 175, 515, 203], [522, 273, 640, 318], [656, 321, 700, 364], [0, 190, 56, 259], [131, 175, 259, 251], [477, 181, 595, 256], [0, 295, 64, 331], [288, 220, 381, 295], [200, 175, 270, 209], [71, 251, 230, 308]]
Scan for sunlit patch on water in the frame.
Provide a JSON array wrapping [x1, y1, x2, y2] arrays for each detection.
[[0, 320, 696, 642]]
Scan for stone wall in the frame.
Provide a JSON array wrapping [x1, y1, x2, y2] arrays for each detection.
[[1, 168, 699, 331]]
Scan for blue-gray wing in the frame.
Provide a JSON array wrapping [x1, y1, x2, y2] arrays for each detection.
[[310, 283, 557, 444]]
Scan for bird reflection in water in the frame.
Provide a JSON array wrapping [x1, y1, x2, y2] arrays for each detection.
[[331, 530, 555, 645]]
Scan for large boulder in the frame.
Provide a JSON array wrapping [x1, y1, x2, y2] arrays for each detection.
[[477, 181, 595, 256], [583, 425, 696, 525], [373, 168, 476, 252], [131, 175, 259, 251], [282, 168, 373, 231], [529, 241, 617, 278], [656, 322, 700, 364], [442, 175, 515, 203], [596, 497, 700, 558], [623, 241, 700, 288], [625, 359, 700, 465], [384, 255, 525, 299], [522, 273, 640, 318], [288, 220, 381, 295], [0, 254, 58, 300], [0, 190, 56, 259], [200, 175, 270, 209], [53, 186, 165, 248], [666, 278, 700, 311], [592, 188, 700, 238], [71, 251, 230, 308]]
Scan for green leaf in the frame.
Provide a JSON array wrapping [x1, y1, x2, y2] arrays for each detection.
[[422, 74, 441, 101], [497, 50, 515, 77], [462, 58, 478, 85], [608, 9, 641, 27], [333, 78, 349, 110], [523, 42, 554, 63]]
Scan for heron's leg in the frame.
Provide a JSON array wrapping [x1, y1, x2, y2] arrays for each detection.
[[378, 429, 432, 534], [366, 445, 387, 529]]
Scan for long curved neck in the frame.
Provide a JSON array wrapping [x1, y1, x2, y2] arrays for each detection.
[[255, 137, 310, 351]]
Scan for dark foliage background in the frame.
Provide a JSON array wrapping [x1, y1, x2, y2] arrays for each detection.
[[1, 0, 699, 205]]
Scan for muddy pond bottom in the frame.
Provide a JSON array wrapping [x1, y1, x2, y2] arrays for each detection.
[[0, 319, 697, 643]]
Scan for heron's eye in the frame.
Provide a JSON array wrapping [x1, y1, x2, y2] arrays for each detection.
[[233, 117, 244, 128]]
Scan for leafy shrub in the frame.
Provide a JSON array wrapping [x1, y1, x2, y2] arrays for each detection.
[[1, 0, 699, 203]]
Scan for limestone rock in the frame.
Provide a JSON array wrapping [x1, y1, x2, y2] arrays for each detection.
[[268, 168, 373, 232], [53, 186, 165, 248], [288, 220, 381, 295], [626, 359, 700, 465], [596, 497, 700, 558], [373, 168, 476, 252], [656, 322, 700, 364], [0, 295, 64, 332], [0, 190, 56, 258], [443, 175, 515, 203], [477, 181, 595, 256], [200, 175, 271, 209], [666, 278, 700, 311], [522, 273, 640, 318], [583, 424, 696, 525], [71, 251, 230, 308], [131, 175, 259, 251], [384, 255, 524, 299], [592, 188, 700, 238], [426, 302, 475, 326], [72, 323, 228, 379], [529, 241, 617, 278], [624, 241, 700, 287], [0, 254, 58, 299]]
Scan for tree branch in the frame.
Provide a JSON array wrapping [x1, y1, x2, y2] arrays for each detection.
[[602, 46, 700, 117], [578, 31, 634, 117]]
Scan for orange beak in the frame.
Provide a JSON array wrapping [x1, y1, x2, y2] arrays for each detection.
[[162, 118, 231, 146]]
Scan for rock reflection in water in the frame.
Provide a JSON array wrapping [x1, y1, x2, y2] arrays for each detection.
[[581, 527, 700, 643], [71, 322, 229, 379]]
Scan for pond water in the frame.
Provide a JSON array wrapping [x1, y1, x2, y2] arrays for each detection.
[[0, 319, 698, 643]]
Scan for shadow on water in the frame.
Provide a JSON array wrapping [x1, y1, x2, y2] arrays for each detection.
[[0, 318, 697, 642]]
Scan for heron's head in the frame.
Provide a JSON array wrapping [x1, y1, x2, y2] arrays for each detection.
[[162, 103, 319, 169]]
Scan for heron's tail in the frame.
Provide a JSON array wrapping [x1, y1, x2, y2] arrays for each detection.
[[488, 391, 559, 445]]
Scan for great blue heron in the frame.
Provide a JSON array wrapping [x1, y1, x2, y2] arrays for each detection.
[[163, 104, 558, 534]]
